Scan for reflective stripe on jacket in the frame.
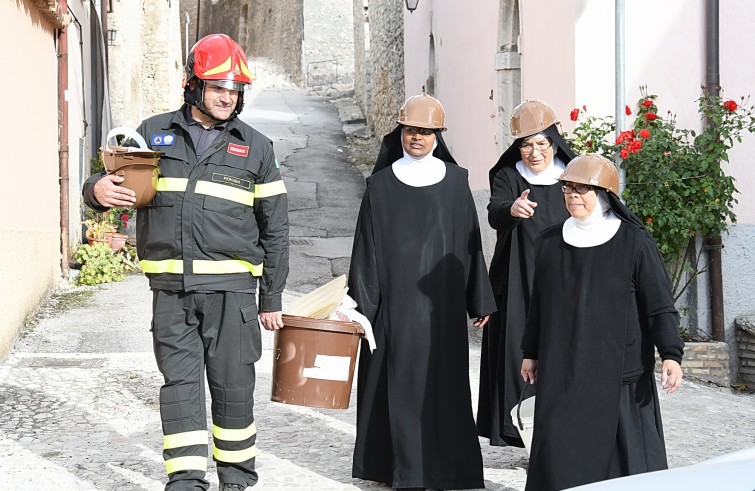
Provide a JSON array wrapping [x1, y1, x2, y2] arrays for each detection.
[[84, 106, 289, 311]]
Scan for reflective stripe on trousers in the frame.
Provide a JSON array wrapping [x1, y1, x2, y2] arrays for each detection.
[[152, 290, 261, 489]]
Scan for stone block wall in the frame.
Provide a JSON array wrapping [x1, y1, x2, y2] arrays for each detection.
[[303, 0, 355, 85], [680, 342, 730, 387], [180, 0, 200, 63], [352, 0, 369, 110], [108, 0, 183, 128], [242, 0, 304, 85], [352, 0, 404, 140], [736, 314, 755, 390]]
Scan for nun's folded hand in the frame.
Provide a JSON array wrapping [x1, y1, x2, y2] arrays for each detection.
[[521, 358, 538, 384]]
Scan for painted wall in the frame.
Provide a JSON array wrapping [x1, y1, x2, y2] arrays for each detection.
[[0, 1, 62, 358], [404, 0, 499, 190], [717, 0, 755, 365], [520, 0, 576, 130], [567, 0, 755, 376]]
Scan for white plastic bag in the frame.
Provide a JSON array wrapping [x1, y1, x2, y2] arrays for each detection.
[[328, 292, 376, 352]]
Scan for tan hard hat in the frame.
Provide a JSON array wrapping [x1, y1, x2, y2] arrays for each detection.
[[559, 154, 620, 195], [101, 146, 162, 209], [397, 93, 446, 130], [510, 100, 558, 138]]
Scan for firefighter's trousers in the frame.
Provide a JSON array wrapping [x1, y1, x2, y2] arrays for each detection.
[[151, 290, 262, 490]]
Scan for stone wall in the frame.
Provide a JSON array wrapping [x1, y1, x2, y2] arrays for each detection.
[[180, 0, 200, 63], [681, 342, 731, 387], [108, 0, 183, 128], [303, 0, 355, 85], [352, 0, 404, 139], [736, 314, 755, 390], [233, 0, 305, 85], [352, 0, 368, 104]]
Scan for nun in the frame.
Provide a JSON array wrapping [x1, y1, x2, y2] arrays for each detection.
[[520, 154, 684, 490], [349, 93, 496, 490], [478, 100, 576, 447]]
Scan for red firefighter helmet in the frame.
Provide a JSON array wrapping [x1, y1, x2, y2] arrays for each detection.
[[184, 34, 254, 119]]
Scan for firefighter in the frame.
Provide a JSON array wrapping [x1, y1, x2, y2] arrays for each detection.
[[83, 33, 289, 491]]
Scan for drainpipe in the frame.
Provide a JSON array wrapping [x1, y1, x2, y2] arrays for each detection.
[[196, 0, 201, 43], [615, 0, 626, 197], [705, 0, 725, 342], [58, 0, 70, 278]]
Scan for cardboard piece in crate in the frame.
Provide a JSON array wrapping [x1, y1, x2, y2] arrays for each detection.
[[285, 274, 347, 319]]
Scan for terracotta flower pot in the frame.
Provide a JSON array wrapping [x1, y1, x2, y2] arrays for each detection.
[[87, 237, 109, 247], [108, 233, 128, 252]]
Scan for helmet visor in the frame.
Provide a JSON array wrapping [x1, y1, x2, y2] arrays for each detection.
[[205, 79, 250, 92]]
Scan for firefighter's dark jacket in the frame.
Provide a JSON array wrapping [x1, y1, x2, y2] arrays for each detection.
[[83, 106, 289, 311]]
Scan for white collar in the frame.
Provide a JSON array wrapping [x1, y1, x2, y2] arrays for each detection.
[[562, 192, 622, 247], [391, 132, 446, 187], [516, 156, 566, 185]]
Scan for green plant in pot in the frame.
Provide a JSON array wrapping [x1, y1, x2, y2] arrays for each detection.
[[83, 219, 117, 243]]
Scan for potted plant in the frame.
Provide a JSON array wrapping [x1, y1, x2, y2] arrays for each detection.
[[104, 208, 134, 251], [83, 218, 117, 246]]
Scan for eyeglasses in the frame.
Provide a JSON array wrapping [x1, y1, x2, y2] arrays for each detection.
[[561, 183, 595, 195], [404, 126, 435, 136], [519, 140, 552, 155]]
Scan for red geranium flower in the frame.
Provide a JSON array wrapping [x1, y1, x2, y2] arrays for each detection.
[[625, 105, 632, 115], [620, 147, 629, 159], [646, 217, 653, 224], [639, 129, 651, 139], [642, 99, 653, 107], [570, 108, 580, 121], [645, 112, 658, 121], [723, 100, 738, 112]]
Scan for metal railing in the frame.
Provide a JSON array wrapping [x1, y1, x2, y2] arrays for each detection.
[[306, 59, 341, 96]]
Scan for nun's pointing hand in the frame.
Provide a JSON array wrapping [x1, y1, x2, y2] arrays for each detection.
[[511, 189, 537, 219]]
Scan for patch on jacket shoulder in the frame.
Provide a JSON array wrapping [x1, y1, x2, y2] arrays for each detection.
[[212, 173, 252, 190], [151, 134, 175, 146], [227, 143, 250, 157]]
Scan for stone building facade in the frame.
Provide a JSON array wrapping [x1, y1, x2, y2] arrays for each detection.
[[351, 0, 404, 140], [107, 0, 183, 128], [197, 0, 304, 85], [303, 0, 355, 86]]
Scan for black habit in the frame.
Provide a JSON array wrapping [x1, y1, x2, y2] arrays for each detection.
[[521, 211, 684, 490], [349, 163, 496, 489], [477, 125, 574, 446]]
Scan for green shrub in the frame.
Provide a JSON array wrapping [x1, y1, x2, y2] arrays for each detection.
[[74, 242, 127, 286]]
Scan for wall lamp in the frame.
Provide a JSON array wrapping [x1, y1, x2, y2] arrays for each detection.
[[107, 28, 117, 46], [405, 0, 420, 13]]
